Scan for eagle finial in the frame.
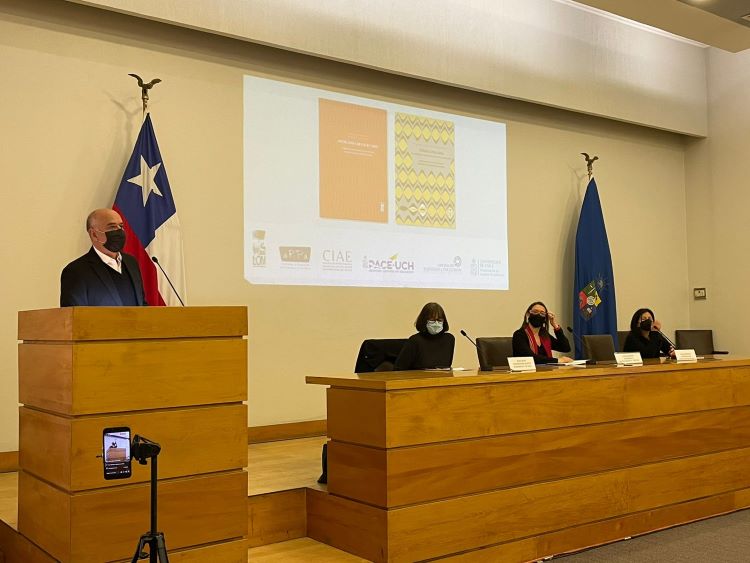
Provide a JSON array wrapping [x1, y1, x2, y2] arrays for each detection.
[[128, 73, 162, 115], [581, 152, 599, 180]]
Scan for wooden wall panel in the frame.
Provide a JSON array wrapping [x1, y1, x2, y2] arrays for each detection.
[[17, 343, 73, 415], [19, 338, 247, 415], [17, 471, 70, 561], [248, 419, 326, 444], [327, 388, 386, 446], [70, 471, 247, 562], [19, 470, 247, 563], [18, 306, 247, 341], [20, 404, 248, 491], [327, 365, 750, 447], [329, 406, 750, 507], [385, 448, 750, 562], [18, 408, 72, 490], [0, 519, 56, 563], [307, 488, 387, 562], [248, 489, 306, 547], [443, 488, 750, 562]]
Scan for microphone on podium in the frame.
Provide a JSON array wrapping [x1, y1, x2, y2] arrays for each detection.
[[460, 329, 478, 348], [151, 256, 185, 306]]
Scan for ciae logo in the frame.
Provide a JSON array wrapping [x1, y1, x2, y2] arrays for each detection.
[[322, 249, 353, 272], [362, 253, 415, 273]]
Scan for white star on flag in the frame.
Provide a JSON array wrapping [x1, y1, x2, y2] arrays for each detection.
[[127, 156, 163, 206]]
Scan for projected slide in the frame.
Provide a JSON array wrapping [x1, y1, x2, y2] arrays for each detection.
[[243, 75, 508, 290]]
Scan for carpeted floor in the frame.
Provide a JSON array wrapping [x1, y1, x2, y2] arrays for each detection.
[[559, 509, 750, 562]]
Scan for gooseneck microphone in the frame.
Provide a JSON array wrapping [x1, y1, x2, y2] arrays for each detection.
[[460, 329, 478, 348], [655, 329, 677, 350], [151, 256, 185, 306], [566, 326, 585, 353]]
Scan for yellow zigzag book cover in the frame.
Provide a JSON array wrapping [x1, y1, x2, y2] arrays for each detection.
[[395, 112, 455, 229]]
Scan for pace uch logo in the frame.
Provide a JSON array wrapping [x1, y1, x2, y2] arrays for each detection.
[[251, 230, 266, 267], [322, 249, 352, 272], [362, 253, 415, 273]]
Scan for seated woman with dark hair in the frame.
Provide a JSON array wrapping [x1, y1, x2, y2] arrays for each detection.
[[623, 308, 675, 358], [394, 302, 455, 370], [512, 301, 572, 364]]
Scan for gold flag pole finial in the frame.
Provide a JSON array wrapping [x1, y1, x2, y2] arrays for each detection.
[[581, 153, 599, 181], [128, 74, 162, 117]]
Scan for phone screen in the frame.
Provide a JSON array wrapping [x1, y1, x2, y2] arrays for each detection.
[[103, 427, 131, 480]]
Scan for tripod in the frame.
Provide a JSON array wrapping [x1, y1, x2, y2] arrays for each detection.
[[131, 435, 169, 562]]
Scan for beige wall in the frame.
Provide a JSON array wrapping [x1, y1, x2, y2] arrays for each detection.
[[0, 0, 693, 451], [686, 47, 750, 353], [69, 0, 708, 136]]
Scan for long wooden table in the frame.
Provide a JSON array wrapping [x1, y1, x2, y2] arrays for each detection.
[[306, 358, 750, 562]]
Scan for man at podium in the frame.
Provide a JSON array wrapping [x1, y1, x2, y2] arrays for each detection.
[[60, 208, 147, 306]]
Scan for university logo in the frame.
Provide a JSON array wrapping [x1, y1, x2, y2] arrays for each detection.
[[252, 230, 266, 267], [578, 276, 607, 320], [362, 253, 415, 273]]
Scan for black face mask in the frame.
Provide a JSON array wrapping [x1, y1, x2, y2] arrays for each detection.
[[528, 314, 545, 328], [639, 319, 653, 331], [102, 229, 126, 253]]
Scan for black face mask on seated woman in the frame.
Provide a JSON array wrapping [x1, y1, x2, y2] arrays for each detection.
[[639, 318, 653, 331], [528, 314, 545, 328]]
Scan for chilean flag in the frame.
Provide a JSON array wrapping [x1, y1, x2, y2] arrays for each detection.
[[113, 114, 186, 306]]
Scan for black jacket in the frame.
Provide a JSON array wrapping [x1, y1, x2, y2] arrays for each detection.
[[394, 331, 455, 370], [512, 327, 571, 364], [623, 331, 671, 358], [60, 247, 147, 306]]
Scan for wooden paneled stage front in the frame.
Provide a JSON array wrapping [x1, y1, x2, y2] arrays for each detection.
[[307, 358, 750, 562], [4, 356, 750, 561]]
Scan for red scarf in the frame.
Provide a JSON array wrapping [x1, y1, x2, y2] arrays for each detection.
[[525, 324, 552, 357]]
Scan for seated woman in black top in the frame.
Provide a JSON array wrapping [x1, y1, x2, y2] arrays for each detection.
[[512, 301, 572, 364], [623, 308, 675, 358], [394, 302, 455, 370]]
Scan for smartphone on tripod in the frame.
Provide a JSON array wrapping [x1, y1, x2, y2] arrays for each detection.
[[103, 426, 132, 480]]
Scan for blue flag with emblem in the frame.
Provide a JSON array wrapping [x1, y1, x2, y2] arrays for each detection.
[[573, 178, 617, 359]]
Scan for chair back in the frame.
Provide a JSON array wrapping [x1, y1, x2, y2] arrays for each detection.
[[354, 338, 408, 372], [675, 330, 714, 355], [476, 337, 514, 370], [617, 331, 630, 352], [582, 334, 616, 361]]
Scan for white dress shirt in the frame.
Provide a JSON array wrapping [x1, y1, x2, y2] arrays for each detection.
[[93, 246, 122, 274]]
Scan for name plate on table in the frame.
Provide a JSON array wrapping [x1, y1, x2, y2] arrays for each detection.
[[614, 352, 643, 366], [674, 349, 698, 362], [508, 357, 536, 372]]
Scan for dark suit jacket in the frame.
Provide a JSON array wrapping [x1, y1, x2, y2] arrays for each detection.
[[60, 247, 147, 307]]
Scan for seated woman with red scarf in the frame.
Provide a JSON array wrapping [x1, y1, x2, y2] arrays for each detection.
[[511, 301, 573, 364]]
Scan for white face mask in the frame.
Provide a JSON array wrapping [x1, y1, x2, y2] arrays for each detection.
[[426, 320, 444, 335]]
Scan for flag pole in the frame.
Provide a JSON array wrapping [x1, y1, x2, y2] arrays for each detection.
[[581, 152, 599, 181], [128, 73, 162, 118]]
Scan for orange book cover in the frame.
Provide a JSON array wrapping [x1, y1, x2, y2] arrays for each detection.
[[319, 99, 387, 223]]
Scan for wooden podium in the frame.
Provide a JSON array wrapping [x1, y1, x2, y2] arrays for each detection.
[[17, 307, 249, 563]]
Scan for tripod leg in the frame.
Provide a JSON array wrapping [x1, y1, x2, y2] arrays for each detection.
[[131, 534, 150, 562], [155, 533, 169, 563]]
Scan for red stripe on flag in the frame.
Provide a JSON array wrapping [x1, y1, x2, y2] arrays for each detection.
[[114, 205, 166, 306]]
